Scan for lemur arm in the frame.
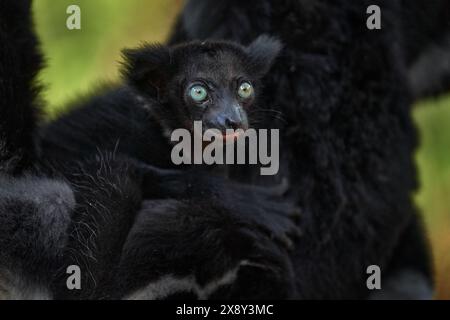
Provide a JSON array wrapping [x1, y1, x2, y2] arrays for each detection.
[[0, 0, 43, 174]]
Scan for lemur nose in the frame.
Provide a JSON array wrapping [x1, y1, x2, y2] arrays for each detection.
[[225, 117, 239, 130], [215, 115, 240, 130]]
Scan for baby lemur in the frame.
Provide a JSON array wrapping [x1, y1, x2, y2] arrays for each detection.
[[122, 35, 280, 139], [122, 36, 293, 212], [40, 36, 301, 298], [43, 36, 290, 209], [43, 36, 281, 167], [121, 35, 284, 182]]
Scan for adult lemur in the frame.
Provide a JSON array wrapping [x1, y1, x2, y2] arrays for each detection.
[[1, 0, 301, 300], [168, 0, 450, 299]]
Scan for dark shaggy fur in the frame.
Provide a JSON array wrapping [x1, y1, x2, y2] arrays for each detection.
[[1, 1, 301, 300], [0, 0, 71, 298], [41, 39, 304, 299], [0, 0, 43, 173], [401, 0, 450, 98], [42, 0, 449, 299], [2, 0, 448, 300], [167, 0, 450, 298]]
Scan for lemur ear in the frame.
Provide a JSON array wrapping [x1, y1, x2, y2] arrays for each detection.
[[246, 35, 282, 77], [121, 44, 172, 98]]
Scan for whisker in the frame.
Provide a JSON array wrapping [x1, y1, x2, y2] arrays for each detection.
[[248, 108, 287, 123]]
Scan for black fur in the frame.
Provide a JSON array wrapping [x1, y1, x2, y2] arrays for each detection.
[[0, 0, 71, 298], [42, 0, 444, 299], [400, 0, 450, 99], [119, 38, 281, 134], [0, 2, 300, 299], [169, 0, 442, 299], [40, 39, 303, 299], [0, 0, 42, 173], [2, 0, 448, 300], [4, 0, 297, 300], [170, 0, 450, 101]]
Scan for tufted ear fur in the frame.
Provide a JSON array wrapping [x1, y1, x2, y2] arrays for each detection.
[[246, 35, 282, 77], [121, 43, 172, 99]]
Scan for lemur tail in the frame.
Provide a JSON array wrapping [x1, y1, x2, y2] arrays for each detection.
[[0, 0, 43, 174]]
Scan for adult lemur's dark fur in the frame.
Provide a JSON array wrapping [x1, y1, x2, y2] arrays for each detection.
[[0, 0, 71, 298], [0, 0, 42, 173], [168, 0, 450, 298]]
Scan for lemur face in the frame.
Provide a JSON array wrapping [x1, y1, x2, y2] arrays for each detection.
[[122, 35, 281, 139], [177, 49, 255, 135]]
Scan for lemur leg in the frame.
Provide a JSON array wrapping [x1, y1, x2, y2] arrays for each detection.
[[116, 199, 297, 300], [0, 175, 74, 299], [51, 160, 299, 300], [49, 154, 144, 300]]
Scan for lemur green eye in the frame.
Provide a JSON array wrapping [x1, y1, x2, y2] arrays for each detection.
[[190, 85, 208, 102], [238, 82, 254, 99]]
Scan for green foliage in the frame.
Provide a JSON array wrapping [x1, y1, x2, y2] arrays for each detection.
[[415, 95, 450, 223], [33, 0, 179, 116], [414, 95, 450, 299]]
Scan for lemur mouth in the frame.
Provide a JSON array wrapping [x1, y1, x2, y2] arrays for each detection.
[[190, 121, 248, 143], [200, 130, 242, 142], [221, 132, 241, 141], [197, 127, 246, 142]]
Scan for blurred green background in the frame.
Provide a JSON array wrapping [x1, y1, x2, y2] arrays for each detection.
[[32, 0, 450, 299]]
